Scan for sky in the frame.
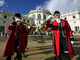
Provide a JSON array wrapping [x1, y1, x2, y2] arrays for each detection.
[[0, 0, 80, 15]]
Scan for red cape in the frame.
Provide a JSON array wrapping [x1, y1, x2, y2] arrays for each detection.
[[46, 19, 74, 58], [3, 22, 29, 57]]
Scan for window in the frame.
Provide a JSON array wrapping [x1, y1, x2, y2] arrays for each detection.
[[33, 15, 36, 19], [75, 26, 79, 31], [38, 27, 40, 31], [32, 23, 35, 26], [33, 21, 35, 24], [73, 16, 76, 18], [0, 26, 5, 32], [23, 19, 25, 21], [4, 15, 7, 18], [27, 20, 29, 23], [44, 15, 46, 20], [38, 14, 41, 19], [3, 21, 6, 23], [39, 21, 41, 24]]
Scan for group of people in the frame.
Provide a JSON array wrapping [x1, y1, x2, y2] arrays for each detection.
[[2, 11, 74, 60], [0, 32, 8, 37]]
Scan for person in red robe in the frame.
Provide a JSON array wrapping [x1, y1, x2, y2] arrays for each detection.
[[46, 11, 74, 60], [22, 20, 36, 57], [2, 13, 33, 60]]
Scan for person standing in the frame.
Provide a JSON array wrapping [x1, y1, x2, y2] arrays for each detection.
[[2, 13, 33, 60], [46, 11, 74, 60]]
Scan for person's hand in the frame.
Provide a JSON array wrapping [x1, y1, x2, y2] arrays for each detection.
[[16, 19, 21, 22], [47, 15, 53, 20], [70, 37, 74, 44], [71, 41, 74, 44]]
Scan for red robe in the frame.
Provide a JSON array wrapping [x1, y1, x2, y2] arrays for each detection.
[[46, 19, 74, 58], [2, 22, 29, 57]]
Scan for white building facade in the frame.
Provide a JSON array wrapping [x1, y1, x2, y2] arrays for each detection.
[[61, 8, 80, 32], [0, 8, 80, 33], [0, 9, 14, 33], [25, 8, 80, 32], [0, 9, 30, 33], [24, 8, 51, 31]]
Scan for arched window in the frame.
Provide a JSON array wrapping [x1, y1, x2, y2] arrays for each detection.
[[38, 14, 41, 19], [33, 15, 36, 19], [33, 21, 35, 24], [39, 21, 41, 24], [44, 15, 46, 20], [38, 27, 40, 31]]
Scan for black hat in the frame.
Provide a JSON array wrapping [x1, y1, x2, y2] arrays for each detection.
[[15, 13, 21, 18], [54, 11, 60, 15]]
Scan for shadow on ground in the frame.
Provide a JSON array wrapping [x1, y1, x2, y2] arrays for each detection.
[[73, 47, 80, 60], [45, 56, 56, 60]]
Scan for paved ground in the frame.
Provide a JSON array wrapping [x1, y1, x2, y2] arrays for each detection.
[[0, 37, 80, 60]]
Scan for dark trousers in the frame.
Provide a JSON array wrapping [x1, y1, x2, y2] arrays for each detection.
[[6, 44, 22, 60], [14, 45, 22, 60], [6, 52, 22, 60], [55, 37, 71, 60], [15, 52, 22, 60], [55, 53, 71, 60], [6, 56, 11, 60], [6, 25, 21, 60]]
